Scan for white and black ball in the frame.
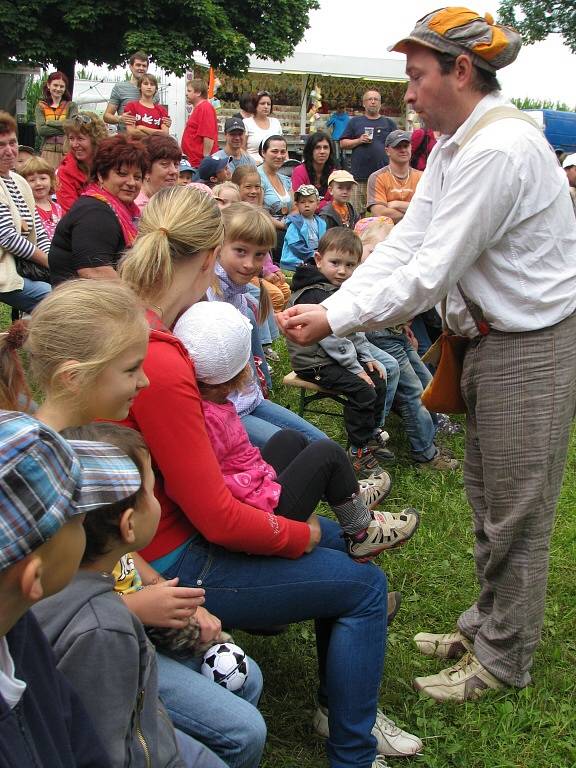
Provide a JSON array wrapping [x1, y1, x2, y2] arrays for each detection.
[[201, 642, 249, 691]]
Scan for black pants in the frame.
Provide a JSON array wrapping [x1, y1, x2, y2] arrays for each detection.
[[298, 363, 386, 448], [261, 430, 358, 522]]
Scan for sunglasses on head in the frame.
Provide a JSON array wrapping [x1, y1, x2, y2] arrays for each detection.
[[256, 91, 271, 99], [71, 114, 93, 125]]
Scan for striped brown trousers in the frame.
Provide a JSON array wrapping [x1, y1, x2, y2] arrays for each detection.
[[458, 310, 576, 687]]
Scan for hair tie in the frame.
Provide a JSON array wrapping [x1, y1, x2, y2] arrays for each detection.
[[158, 227, 169, 237], [5, 320, 28, 351]]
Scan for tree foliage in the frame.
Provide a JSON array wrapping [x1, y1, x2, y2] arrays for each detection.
[[0, 0, 319, 75], [498, 1, 576, 53]]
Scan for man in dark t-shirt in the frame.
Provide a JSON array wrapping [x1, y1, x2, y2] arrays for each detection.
[[340, 90, 396, 214]]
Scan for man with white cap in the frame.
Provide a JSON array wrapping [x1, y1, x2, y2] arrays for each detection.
[[562, 153, 576, 215], [280, 7, 576, 702]]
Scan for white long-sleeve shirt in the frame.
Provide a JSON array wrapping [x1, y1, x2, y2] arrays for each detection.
[[324, 93, 576, 338]]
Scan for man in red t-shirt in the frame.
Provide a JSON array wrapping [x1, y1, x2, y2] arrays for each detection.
[[181, 79, 219, 168]]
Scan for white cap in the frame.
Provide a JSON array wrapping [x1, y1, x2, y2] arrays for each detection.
[[562, 153, 576, 169], [173, 302, 252, 385]]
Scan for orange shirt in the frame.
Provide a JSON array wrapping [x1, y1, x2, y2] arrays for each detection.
[[367, 167, 422, 210], [332, 201, 350, 226]]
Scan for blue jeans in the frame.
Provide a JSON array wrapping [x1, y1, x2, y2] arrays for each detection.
[[158, 653, 266, 768], [175, 729, 229, 768], [161, 517, 387, 768], [246, 282, 280, 346], [0, 278, 51, 311], [365, 342, 400, 423], [367, 330, 437, 461], [241, 398, 327, 448], [244, 303, 272, 390]]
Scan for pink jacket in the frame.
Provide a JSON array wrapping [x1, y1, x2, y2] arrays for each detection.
[[202, 399, 281, 514]]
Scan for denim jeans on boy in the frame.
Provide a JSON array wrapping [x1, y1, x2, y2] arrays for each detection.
[[175, 729, 229, 768], [241, 398, 327, 448], [159, 653, 266, 768], [0, 278, 51, 312], [161, 517, 388, 768], [367, 330, 437, 461], [365, 342, 400, 422]]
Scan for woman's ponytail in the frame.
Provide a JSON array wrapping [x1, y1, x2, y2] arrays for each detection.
[[0, 320, 31, 411]]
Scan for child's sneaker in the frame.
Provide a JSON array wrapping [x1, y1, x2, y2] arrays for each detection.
[[347, 446, 385, 479], [359, 472, 392, 509], [366, 429, 395, 462], [346, 508, 420, 562]]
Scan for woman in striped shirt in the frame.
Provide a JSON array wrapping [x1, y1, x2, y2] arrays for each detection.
[[0, 112, 51, 312]]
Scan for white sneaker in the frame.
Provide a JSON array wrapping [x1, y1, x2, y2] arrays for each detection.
[[347, 509, 420, 562], [414, 629, 472, 659], [313, 706, 423, 757], [414, 651, 505, 702], [359, 472, 392, 509], [372, 757, 390, 767]]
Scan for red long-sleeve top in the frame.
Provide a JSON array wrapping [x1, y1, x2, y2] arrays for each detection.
[[56, 153, 89, 214], [123, 313, 310, 562]]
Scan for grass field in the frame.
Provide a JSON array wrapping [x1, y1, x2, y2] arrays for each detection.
[[3, 305, 574, 768]]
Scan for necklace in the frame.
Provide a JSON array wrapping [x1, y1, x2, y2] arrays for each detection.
[[387, 167, 411, 198]]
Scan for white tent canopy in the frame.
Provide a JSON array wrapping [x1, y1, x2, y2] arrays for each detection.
[[244, 51, 407, 82], [193, 50, 408, 132]]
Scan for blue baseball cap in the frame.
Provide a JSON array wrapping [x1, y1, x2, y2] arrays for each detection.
[[0, 411, 142, 571], [197, 155, 231, 182], [179, 157, 195, 174]]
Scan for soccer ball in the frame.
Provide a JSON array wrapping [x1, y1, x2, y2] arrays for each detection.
[[201, 643, 249, 691]]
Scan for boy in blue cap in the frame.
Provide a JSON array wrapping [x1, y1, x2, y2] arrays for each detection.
[[0, 410, 141, 767]]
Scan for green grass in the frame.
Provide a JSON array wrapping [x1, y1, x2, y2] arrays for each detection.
[[5, 305, 574, 768]]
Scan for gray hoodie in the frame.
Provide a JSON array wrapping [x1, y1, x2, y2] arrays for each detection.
[[32, 570, 183, 768]]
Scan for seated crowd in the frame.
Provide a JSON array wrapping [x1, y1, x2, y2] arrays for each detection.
[[3, 42, 529, 768], [0, 73, 444, 768]]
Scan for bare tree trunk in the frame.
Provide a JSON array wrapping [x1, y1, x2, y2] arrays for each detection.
[[54, 58, 76, 97]]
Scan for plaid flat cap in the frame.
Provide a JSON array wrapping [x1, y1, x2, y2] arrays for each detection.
[[390, 7, 522, 72], [0, 411, 142, 571]]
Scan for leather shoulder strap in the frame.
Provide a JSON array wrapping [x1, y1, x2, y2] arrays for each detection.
[[459, 106, 540, 150]]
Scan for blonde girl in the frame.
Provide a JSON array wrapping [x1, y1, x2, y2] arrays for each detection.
[[117, 185, 416, 768], [0, 279, 149, 425], [212, 180, 241, 208], [202, 201, 325, 444], [231, 165, 290, 312], [20, 156, 63, 241]]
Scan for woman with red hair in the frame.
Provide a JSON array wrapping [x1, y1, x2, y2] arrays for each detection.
[[35, 72, 78, 169], [49, 134, 148, 286]]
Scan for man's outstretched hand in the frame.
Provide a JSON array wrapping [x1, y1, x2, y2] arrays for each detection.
[[276, 304, 332, 345]]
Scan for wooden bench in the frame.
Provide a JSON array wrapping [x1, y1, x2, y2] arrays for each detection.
[[282, 371, 348, 420]]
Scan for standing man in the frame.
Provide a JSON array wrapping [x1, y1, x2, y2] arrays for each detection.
[[366, 129, 422, 222], [181, 79, 219, 169], [212, 117, 256, 173], [104, 51, 159, 131], [326, 103, 350, 164], [281, 8, 576, 702], [339, 90, 396, 215]]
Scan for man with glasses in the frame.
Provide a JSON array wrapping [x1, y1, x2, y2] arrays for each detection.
[[340, 90, 396, 215]]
